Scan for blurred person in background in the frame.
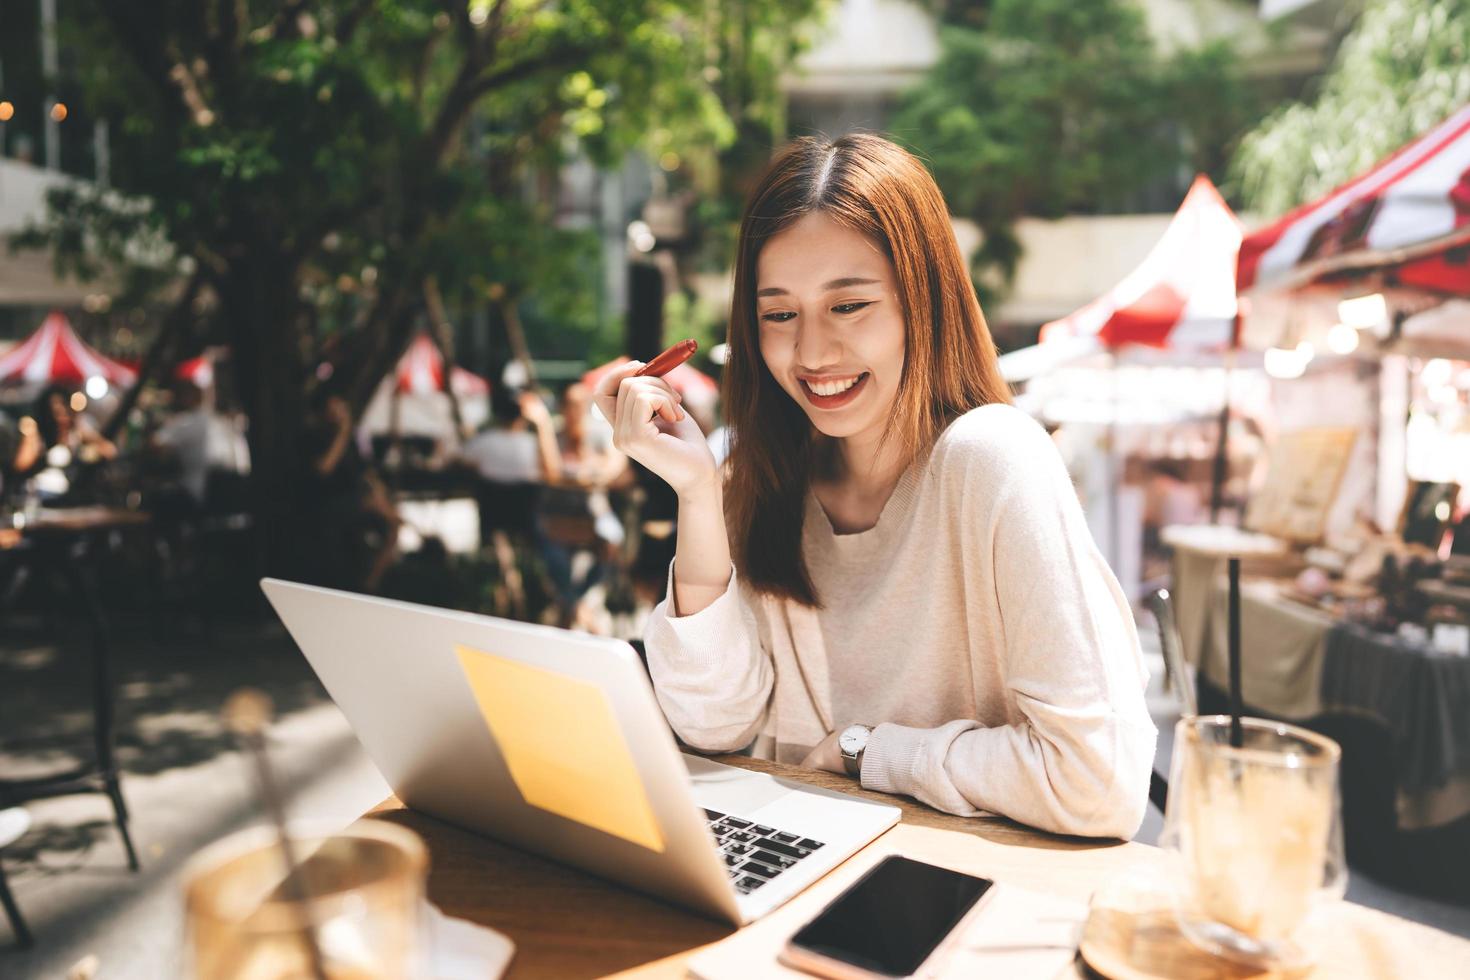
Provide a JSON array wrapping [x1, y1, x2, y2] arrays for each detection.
[[557, 382, 627, 488], [0, 415, 31, 549], [151, 380, 253, 509], [457, 383, 562, 620], [301, 388, 402, 591], [30, 384, 117, 471], [460, 383, 561, 485], [0, 413, 45, 497], [539, 382, 631, 628]]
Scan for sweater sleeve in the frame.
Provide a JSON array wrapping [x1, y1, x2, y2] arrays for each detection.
[[643, 562, 775, 753], [858, 410, 1156, 839]]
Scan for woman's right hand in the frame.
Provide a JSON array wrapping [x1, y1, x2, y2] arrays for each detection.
[[593, 360, 717, 497]]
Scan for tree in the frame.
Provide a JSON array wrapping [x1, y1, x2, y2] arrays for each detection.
[[889, 0, 1262, 301], [15, 0, 819, 572], [1233, 0, 1470, 216]]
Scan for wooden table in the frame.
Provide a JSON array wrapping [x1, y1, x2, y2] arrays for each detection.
[[361, 756, 1470, 978]]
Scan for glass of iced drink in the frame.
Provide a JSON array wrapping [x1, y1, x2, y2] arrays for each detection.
[[184, 821, 428, 979], [1161, 716, 1346, 970]]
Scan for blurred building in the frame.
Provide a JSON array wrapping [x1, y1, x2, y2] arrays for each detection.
[[0, 159, 102, 321], [0, 0, 113, 344]]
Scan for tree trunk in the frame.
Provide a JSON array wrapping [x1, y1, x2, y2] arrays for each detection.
[[220, 252, 309, 577]]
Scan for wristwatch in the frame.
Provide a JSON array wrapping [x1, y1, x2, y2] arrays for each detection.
[[838, 724, 873, 777]]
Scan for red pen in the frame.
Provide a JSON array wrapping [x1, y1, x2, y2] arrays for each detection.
[[636, 339, 698, 378]]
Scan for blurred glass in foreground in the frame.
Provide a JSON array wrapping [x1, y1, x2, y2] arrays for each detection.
[[184, 822, 427, 980], [1162, 716, 1346, 971]]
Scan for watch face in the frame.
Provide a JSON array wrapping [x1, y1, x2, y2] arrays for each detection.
[[839, 726, 866, 756]]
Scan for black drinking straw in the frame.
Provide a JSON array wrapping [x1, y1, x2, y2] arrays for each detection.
[[225, 689, 329, 980], [1228, 557, 1244, 748]]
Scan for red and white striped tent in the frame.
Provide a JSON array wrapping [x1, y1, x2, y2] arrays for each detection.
[[396, 333, 490, 397], [0, 310, 137, 388], [1003, 175, 1243, 382], [360, 334, 491, 438], [1238, 103, 1470, 296], [175, 355, 214, 388]]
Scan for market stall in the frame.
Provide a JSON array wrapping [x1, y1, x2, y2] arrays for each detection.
[[1003, 176, 1261, 597], [359, 333, 492, 450], [1167, 103, 1470, 901]]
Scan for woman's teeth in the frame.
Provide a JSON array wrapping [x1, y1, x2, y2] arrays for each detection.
[[807, 376, 862, 396]]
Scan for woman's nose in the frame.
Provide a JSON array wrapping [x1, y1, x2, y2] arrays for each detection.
[[794, 319, 843, 371]]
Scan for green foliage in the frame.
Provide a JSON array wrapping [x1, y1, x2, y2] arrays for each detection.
[[1234, 0, 1470, 216], [20, 2, 816, 361], [6, 2, 823, 576], [890, 0, 1263, 300], [661, 289, 727, 364], [1164, 40, 1268, 183]]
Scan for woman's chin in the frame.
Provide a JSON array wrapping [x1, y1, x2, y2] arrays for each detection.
[[803, 410, 878, 442]]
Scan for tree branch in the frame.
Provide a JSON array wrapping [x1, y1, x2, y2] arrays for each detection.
[[335, 0, 379, 45], [344, 293, 421, 419], [420, 41, 597, 167], [95, 2, 194, 124], [468, 42, 598, 101], [208, 0, 245, 87], [102, 268, 208, 441]]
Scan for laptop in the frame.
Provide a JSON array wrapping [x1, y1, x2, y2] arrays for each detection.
[[260, 579, 900, 925]]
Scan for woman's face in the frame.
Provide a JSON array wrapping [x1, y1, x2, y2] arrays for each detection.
[[48, 393, 71, 426], [755, 212, 906, 446]]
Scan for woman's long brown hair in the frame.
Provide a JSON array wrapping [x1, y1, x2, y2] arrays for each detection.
[[723, 133, 1012, 607]]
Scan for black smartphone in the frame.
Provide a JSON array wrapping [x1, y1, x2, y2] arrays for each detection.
[[780, 856, 995, 979]]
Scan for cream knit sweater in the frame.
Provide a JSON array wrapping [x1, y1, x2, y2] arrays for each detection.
[[644, 404, 1156, 839]]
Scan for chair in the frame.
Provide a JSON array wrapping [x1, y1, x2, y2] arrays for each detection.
[[0, 528, 141, 878], [475, 481, 544, 620], [1146, 587, 1197, 717], [1145, 588, 1194, 813], [0, 807, 33, 947]]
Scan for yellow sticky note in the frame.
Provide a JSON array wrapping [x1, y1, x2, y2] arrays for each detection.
[[454, 645, 664, 853]]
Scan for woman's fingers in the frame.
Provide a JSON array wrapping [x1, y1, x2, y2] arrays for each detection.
[[593, 361, 644, 423], [626, 386, 684, 431], [594, 362, 683, 426], [614, 375, 683, 431]]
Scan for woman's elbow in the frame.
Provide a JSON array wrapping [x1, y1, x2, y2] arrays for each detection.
[[1043, 721, 1156, 839], [667, 714, 763, 755], [1084, 722, 1155, 839]]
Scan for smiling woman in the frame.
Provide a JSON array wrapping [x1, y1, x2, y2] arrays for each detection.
[[592, 134, 1155, 840]]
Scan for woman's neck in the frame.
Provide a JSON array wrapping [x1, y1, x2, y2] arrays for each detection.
[[812, 428, 911, 533], [836, 426, 908, 498]]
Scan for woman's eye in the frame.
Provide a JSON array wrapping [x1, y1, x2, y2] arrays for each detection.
[[761, 311, 796, 323], [831, 302, 872, 315]]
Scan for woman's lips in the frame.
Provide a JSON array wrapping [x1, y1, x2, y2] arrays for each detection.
[[799, 372, 869, 409]]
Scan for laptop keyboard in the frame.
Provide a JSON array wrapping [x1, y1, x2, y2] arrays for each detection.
[[704, 809, 825, 895]]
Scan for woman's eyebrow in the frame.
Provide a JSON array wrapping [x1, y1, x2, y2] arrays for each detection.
[[756, 276, 881, 298]]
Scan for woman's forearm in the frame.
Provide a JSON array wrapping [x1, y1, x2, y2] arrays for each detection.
[[671, 476, 732, 616], [314, 426, 351, 476], [531, 418, 562, 483]]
